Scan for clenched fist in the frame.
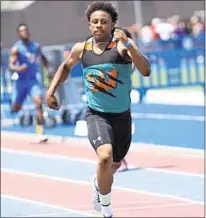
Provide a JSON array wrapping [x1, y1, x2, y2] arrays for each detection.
[[113, 28, 128, 44], [46, 92, 60, 110]]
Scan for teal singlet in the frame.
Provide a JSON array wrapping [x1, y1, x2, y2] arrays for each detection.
[[81, 36, 133, 113]]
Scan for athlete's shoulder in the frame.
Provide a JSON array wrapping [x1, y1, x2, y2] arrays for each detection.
[[11, 41, 22, 53], [30, 40, 40, 48], [72, 41, 87, 59], [72, 41, 86, 50], [12, 40, 22, 48]]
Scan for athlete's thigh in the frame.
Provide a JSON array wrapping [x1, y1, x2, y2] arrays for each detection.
[[86, 107, 114, 152], [112, 110, 132, 162], [28, 81, 44, 104], [12, 81, 28, 106]]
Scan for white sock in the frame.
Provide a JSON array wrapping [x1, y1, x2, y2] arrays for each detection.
[[99, 192, 112, 217]]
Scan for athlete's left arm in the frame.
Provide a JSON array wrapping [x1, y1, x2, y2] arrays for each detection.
[[115, 29, 151, 77], [126, 39, 151, 77], [118, 39, 151, 77], [39, 47, 49, 68]]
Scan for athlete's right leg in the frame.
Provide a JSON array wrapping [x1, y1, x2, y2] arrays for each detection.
[[86, 107, 114, 217], [11, 82, 27, 113]]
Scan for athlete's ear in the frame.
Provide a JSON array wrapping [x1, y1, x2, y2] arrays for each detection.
[[111, 22, 116, 30], [111, 27, 116, 36], [89, 22, 92, 31]]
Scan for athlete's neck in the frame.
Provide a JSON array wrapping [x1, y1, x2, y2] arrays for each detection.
[[21, 39, 30, 45], [93, 34, 112, 45]]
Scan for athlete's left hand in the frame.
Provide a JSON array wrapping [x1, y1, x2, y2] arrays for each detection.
[[113, 29, 128, 44]]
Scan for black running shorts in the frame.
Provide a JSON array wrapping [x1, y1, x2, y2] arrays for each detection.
[[86, 107, 132, 162]]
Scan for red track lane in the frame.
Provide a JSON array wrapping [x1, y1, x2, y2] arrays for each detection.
[[2, 172, 204, 217], [2, 135, 204, 174]]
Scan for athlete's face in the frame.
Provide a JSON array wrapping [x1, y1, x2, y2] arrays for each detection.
[[89, 10, 115, 42], [18, 25, 30, 40]]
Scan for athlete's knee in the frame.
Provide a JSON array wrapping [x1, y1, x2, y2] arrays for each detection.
[[35, 103, 43, 111], [112, 162, 121, 174], [11, 104, 21, 113], [97, 144, 113, 169], [33, 97, 43, 109]]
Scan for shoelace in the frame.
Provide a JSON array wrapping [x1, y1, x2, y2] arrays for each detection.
[[96, 192, 100, 203], [94, 177, 100, 203]]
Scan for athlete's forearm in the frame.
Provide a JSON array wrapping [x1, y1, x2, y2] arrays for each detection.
[[9, 63, 27, 72], [9, 64, 21, 72], [127, 45, 151, 77], [41, 55, 49, 68], [47, 62, 70, 95]]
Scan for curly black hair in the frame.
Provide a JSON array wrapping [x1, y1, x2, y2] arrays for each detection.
[[85, 1, 118, 22]]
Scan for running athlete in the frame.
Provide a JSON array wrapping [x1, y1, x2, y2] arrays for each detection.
[[9, 23, 49, 143], [46, 2, 151, 217]]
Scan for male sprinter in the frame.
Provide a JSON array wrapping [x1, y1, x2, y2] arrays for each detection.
[[9, 23, 49, 143], [46, 2, 151, 217]]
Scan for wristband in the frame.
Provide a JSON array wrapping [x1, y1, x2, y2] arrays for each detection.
[[124, 40, 132, 48]]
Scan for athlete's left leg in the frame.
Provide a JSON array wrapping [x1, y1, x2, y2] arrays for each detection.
[[112, 109, 132, 174], [119, 158, 129, 172], [29, 81, 48, 142]]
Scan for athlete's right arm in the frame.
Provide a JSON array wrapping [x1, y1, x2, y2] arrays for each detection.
[[9, 47, 27, 72], [47, 42, 84, 95], [46, 42, 84, 110]]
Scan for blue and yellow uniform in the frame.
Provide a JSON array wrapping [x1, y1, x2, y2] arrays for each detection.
[[12, 40, 43, 105]]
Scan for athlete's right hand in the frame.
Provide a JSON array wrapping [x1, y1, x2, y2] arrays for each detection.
[[46, 92, 60, 110]]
